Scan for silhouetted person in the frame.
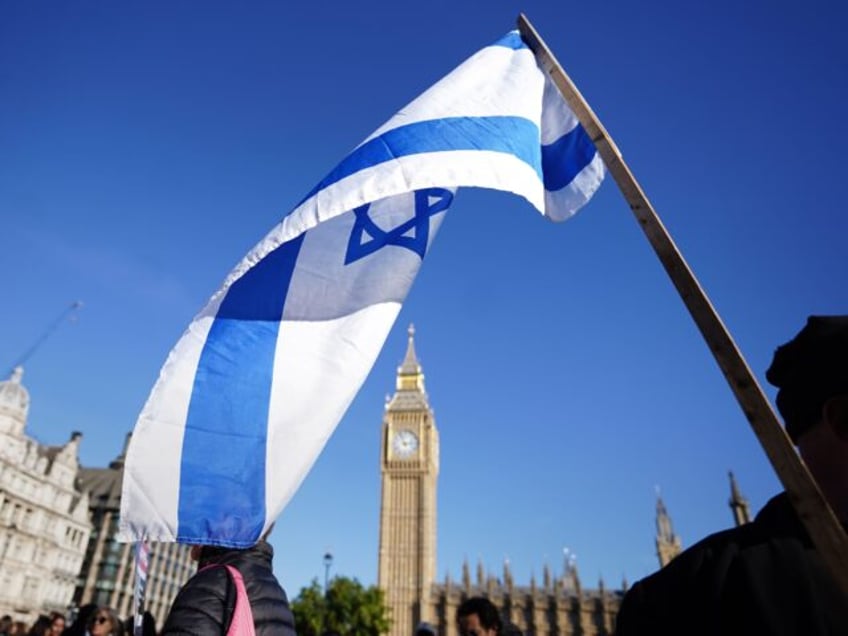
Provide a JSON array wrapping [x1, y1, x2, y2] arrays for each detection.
[[615, 315, 848, 635]]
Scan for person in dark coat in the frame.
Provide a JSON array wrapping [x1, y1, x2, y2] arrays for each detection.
[[61, 604, 95, 636], [122, 612, 156, 636], [500, 623, 523, 636], [161, 538, 296, 635], [25, 616, 51, 636], [615, 315, 848, 636]]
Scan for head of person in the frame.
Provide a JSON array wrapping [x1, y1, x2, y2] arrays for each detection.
[[86, 608, 120, 636], [190, 522, 276, 562], [63, 604, 95, 636], [415, 621, 437, 636], [767, 316, 848, 512], [26, 615, 52, 636], [767, 316, 848, 442], [48, 612, 65, 636], [10, 622, 28, 636], [456, 597, 502, 636]]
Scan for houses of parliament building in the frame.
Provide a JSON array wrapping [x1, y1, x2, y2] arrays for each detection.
[[0, 329, 752, 633]]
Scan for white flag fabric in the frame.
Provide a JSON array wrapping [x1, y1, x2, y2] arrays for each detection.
[[118, 31, 604, 547]]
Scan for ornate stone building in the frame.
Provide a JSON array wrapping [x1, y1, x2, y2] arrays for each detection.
[[376, 329, 752, 635], [75, 435, 194, 626], [428, 563, 621, 636], [0, 366, 193, 626], [0, 368, 92, 622]]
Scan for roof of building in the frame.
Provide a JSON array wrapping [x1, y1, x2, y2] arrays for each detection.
[[79, 462, 123, 510], [0, 366, 30, 415]]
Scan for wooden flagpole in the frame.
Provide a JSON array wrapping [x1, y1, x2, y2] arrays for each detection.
[[516, 13, 848, 595]]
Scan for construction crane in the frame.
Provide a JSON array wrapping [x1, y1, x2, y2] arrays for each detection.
[[7, 301, 84, 375]]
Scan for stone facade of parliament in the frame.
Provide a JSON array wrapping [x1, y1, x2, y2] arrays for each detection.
[[377, 327, 752, 636]]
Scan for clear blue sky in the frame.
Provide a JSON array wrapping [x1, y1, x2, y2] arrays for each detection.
[[2, 0, 847, 599]]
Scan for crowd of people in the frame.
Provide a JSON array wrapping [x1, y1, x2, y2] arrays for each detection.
[[0, 608, 153, 636], [0, 595, 520, 636]]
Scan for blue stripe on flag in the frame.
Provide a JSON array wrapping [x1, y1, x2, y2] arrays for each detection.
[[541, 123, 597, 191], [177, 234, 306, 546], [298, 116, 542, 206], [492, 31, 527, 50]]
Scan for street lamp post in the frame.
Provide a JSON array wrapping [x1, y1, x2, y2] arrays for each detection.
[[323, 552, 333, 595], [322, 552, 333, 633]]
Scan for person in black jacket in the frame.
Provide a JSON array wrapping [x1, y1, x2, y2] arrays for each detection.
[[161, 536, 296, 635], [615, 315, 848, 635], [122, 612, 156, 636]]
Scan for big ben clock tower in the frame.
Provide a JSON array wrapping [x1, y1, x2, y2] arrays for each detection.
[[378, 325, 439, 636]]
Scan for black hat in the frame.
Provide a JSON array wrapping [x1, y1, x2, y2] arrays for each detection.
[[766, 315, 848, 442]]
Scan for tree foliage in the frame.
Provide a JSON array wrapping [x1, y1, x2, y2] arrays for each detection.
[[291, 576, 391, 636]]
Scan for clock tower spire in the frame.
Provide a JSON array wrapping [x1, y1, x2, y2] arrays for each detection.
[[397, 324, 426, 392], [378, 324, 439, 636]]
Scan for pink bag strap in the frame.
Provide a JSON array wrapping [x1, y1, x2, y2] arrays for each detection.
[[222, 564, 256, 636], [200, 563, 256, 636]]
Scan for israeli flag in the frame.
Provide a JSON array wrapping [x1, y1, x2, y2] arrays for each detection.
[[118, 31, 604, 547]]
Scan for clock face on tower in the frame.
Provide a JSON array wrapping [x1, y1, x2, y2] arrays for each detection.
[[391, 429, 419, 458]]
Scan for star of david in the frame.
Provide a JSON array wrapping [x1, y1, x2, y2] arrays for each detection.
[[344, 188, 454, 265]]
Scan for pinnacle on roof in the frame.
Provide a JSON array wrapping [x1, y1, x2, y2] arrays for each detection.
[[655, 489, 677, 541], [729, 470, 745, 502], [0, 365, 30, 415], [728, 470, 752, 526]]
